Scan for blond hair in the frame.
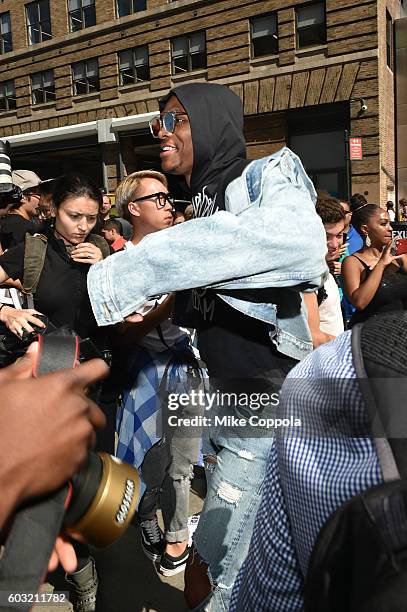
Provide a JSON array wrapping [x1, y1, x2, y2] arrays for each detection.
[[115, 170, 168, 222]]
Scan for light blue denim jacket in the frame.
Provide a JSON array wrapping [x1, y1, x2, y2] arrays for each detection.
[[88, 147, 328, 360]]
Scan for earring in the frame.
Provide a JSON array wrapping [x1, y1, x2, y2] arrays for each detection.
[[365, 234, 371, 247]]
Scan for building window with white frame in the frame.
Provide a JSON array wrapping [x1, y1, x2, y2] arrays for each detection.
[[0, 80, 16, 112], [0, 12, 12, 54], [118, 46, 149, 84], [250, 14, 278, 58], [171, 31, 206, 74], [295, 2, 326, 49], [26, 0, 52, 45], [116, 0, 146, 17], [31, 70, 55, 104], [72, 58, 99, 95], [68, 0, 96, 32]]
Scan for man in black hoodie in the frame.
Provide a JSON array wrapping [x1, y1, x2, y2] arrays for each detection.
[[88, 82, 327, 610], [152, 84, 311, 610]]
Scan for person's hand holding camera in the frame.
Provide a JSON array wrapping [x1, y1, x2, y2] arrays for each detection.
[[0, 345, 108, 530], [48, 536, 78, 574], [0, 304, 46, 338]]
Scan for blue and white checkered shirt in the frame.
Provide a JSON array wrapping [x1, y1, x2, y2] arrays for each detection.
[[230, 331, 383, 611]]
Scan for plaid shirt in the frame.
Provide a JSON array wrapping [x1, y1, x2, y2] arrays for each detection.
[[230, 331, 383, 611]]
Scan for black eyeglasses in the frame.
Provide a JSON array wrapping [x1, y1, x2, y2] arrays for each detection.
[[149, 112, 188, 139], [133, 192, 175, 209]]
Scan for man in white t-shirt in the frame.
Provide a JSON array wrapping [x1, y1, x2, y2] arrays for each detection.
[[304, 196, 346, 345], [113, 170, 202, 579]]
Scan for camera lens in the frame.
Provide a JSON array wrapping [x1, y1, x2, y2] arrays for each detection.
[[63, 452, 141, 547], [0, 140, 12, 194]]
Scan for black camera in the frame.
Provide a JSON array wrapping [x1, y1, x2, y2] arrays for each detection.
[[0, 323, 141, 544], [33, 330, 141, 546], [0, 140, 22, 211], [0, 314, 51, 367], [0, 325, 141, 605]]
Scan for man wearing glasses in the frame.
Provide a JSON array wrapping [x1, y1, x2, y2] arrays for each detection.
[[113, 169, 203, 578], [0, 170, 42, 250], [88, 83, 327, 611]]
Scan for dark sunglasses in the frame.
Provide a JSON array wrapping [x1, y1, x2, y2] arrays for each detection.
[[133, 192, 175, 209], [149, 111, 188, 139]]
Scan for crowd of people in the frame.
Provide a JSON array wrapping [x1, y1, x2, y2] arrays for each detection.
[[1, 81, 407, 612]]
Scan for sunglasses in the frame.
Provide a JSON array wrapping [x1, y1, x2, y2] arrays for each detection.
[[133, 192, 175, 209], [149, 112, 188, 139]]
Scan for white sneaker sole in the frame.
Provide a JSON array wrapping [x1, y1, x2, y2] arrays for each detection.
[[158, 562, 187, 577], [141, 546, 162, 563]]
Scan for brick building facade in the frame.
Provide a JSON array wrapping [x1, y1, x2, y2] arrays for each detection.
[[0, 0, 404, 205]]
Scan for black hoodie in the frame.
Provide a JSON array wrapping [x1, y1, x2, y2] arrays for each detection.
[[160, 83, 295, 377], [159, 83, 250, 216]]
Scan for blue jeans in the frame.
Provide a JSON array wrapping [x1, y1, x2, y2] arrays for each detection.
[[192, 403, 276, 611]]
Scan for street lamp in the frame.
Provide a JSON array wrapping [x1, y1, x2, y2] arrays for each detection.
[[350, 98, 368, 114]]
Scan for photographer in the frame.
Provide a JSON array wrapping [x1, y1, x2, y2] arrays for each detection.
[[0, 344, 107, 534], [0, 173, 111, 611]]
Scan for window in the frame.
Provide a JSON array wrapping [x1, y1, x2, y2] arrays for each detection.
[[0, 80, 16, 112], [31, 70, 55, 104], [386, 10, 393, 70], [117, 0, 146, 17], [26, 0, 52, 45], [171, 31, 206, 74], [296, 2, 326, 49], [68, 0, 96, 32], [0, 12, 12, 54], [250, 14, 278, 57], [72, 58, 99, 95], [118, 46, 149, 84]]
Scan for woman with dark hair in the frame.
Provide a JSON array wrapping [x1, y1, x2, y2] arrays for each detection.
[[0, 173, 110, 611], [342, 202, 407, 327], [0, 173, 108, 341]]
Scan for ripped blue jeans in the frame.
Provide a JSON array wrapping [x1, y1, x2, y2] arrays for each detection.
[[192, 402, 277, 612]]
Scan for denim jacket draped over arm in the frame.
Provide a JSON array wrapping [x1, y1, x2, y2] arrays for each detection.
[[88, 147, 328, 360]]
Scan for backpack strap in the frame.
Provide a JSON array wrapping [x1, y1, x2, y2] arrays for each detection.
[[351, 313, 407, 480], [20, 234, 109, 309], [88, 233, 110, 259], [22, 234, 48, 306]]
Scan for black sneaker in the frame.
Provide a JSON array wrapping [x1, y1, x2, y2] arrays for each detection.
[[140, 517, 165, 562], [159, 546, 190, 577]]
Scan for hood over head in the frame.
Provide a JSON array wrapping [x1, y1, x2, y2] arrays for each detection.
[[159, 83, 248, 216]]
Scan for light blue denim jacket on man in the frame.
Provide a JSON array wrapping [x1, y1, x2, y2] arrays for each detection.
[[88, 147, 328, 360]]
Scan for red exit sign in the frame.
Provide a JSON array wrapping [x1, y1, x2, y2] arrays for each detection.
[[349, 137, 363, 160]]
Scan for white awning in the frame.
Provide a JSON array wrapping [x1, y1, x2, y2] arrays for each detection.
[[6, 112, 157, 147]]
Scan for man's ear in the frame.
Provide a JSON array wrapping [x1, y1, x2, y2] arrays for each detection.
[[128, 202, 140, 218]]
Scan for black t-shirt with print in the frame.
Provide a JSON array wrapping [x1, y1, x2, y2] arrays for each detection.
[[195, 290, 296, 380], [0, 234, 102, 342]]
